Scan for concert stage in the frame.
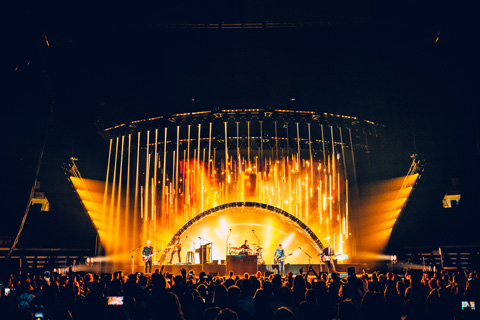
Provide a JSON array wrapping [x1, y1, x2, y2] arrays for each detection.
[[68, 109, 387, 269]]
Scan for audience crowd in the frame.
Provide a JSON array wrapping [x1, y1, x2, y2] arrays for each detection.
[[1, 266, 479, 320]]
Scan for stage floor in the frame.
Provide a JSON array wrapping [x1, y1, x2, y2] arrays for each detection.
[[145, 262, 363, 277]]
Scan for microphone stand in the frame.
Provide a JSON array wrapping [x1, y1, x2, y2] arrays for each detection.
[[252, 230, 261, 247], [298, 247, 312, 267], [131, 243, 146, 274], [226, 229, 232, 274], [252, 229, 262, 263], [186, 235, 196, 247]]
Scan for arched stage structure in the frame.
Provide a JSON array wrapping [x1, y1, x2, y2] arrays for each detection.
[[71, 108, 385, 273], [158, 202, 326, 266]]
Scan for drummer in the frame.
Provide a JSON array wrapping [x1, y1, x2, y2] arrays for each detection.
[[239, 246, 249, 255], [240, 240, 251, 254]]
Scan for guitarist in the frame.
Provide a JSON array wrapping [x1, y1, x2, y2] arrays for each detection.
[[169, 235, 182, 264], [273, 244, 286, 276], [142, 240, 153, 273], [321, 242, 336, 273]]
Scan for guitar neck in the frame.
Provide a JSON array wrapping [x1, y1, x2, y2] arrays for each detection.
[[276, 253, 292, 261], [145, 249, 161, 257]]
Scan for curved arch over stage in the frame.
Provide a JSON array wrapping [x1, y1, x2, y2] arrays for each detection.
[[158, 202, 326, 265]]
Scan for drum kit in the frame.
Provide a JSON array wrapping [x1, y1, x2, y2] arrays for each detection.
[[228, 243, 265, 264]]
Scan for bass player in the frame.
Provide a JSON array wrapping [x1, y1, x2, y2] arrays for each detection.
[[273, 244, 288, 275]]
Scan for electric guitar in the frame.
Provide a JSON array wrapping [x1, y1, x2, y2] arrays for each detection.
[[142, 249, 162, 262], [321, 253, 342, 263], [274, 253, 292, 264], [172, 242, 182, 252]]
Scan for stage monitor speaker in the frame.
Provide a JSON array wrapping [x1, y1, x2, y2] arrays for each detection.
[[226, 255, 257, 276]]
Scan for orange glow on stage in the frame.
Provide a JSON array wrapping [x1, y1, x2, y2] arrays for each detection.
[[72, 153, 350, 265], [68, 110, 389, 267]]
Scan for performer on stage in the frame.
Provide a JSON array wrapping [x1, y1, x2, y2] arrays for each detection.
[[239, 246, 249, 255], [169, 235, 182, 264], [240, 240, 250, 252], [273, 244, 286, 276], [141, 240, 153, 273], [321, 242, 336, 273]]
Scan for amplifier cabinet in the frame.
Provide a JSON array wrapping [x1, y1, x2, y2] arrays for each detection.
[[226, 255, 257, 276]]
